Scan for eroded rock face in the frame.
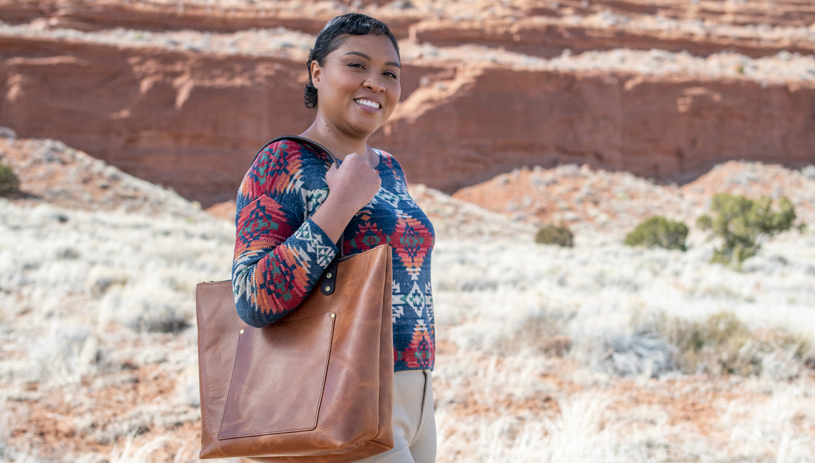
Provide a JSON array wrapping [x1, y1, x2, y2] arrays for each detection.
[[0, 0, 419, 35], [0, 36, 314, 206], [410, 18, 815, 59], [0, 36, 444, 206], [0, 34, 322, 204], [579, 0, 815, 27], [3, 34, 815, 205], [372, 66, 815, 193], [1, 0, 815, 206]]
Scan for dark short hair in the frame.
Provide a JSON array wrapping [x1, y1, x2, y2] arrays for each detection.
[[304, 13, 400, 109]]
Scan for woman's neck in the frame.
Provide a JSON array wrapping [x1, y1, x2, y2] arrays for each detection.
[[300, 117, 378, 166]]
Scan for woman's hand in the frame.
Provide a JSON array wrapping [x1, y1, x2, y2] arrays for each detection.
[[325, 153, 381, 216], [311, 152, 381, 243]]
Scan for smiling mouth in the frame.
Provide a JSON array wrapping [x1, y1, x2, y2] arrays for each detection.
[[354, 98, 381, 110]]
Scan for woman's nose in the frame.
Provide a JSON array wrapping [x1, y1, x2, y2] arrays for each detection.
[[364, 76, 386, 93]]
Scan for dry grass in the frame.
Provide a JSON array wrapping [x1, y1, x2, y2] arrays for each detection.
[[0, 198, 233, 460], [3, 165, 815, 460], [431, 232, 815, 461]]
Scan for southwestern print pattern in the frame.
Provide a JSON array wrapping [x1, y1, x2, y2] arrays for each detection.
[[232, 140, 436, 372]]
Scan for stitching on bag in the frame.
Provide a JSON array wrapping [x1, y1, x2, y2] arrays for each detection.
[[310, 311, 336, 431], [216, 330, 243, 439], [217, 312, 336, 439]]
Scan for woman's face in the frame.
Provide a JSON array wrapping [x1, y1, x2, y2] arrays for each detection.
[[310, 33, 401, 139]]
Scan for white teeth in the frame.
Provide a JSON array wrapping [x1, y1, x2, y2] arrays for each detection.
[[355, 99, 380, 109]]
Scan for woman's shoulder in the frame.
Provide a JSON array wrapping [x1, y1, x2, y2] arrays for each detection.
[[374, 148, 395, 160], [241, 138, 331, 198], [374, 148, 404, 172], [255, 138, 333, 170]]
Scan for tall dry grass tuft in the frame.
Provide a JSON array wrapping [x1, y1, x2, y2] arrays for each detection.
[[722, 382, 815, 461], [108, 433, 189, 463], [642, 310, 810, 378]]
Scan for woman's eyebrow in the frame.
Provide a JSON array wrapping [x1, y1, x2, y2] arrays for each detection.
[[345, 51, 401, 69]]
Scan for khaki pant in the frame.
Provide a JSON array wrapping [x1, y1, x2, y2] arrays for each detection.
[[353, 370, 437, 463]]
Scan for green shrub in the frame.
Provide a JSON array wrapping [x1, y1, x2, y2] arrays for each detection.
[[697, 193, 797, 268], [0, 162, 20, 196], [624, 216, 688, 251], [534, 224, 574, 247]]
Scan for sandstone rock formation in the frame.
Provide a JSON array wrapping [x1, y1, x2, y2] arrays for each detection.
[[375, 66, 815, 194], [0, 0, 814, 206], [410, 16, 815, 59], [0, 34, 313, 206], [565, 0, 815, 27], [0, 33, 443, 205], [0, 0, 422, 35]]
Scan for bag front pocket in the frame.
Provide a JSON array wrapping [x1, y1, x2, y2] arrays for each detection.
[[218, 312, 336, 439]]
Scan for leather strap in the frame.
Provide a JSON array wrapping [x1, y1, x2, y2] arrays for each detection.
[[251, 136, 344, 296]]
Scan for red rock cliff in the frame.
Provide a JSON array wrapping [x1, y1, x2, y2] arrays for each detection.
[[1, 0, 814, 206], [372, 66, 815, 193], [0, 35, 438, 205]]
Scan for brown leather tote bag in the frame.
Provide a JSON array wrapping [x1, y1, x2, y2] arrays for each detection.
[[196, 137, 394, 462]]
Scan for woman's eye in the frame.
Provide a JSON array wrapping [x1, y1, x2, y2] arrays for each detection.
[[384, 72, 398, 79], [349, 63, 364, 69]]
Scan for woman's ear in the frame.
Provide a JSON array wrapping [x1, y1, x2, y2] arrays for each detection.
[[310, 61, 322, 89]]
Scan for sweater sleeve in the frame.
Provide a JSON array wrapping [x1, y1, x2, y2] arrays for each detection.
[[231, 142, 338, 327]]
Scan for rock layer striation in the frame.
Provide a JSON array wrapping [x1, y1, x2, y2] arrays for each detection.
[[1, 0, 814, 205]]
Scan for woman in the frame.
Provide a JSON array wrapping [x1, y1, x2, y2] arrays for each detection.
[[231, 13, 437, 463]]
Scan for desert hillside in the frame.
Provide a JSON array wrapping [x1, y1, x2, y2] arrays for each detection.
[[454, 160, 815, 236], [1, 0, 814, 206], [2, 133, 815, 461]]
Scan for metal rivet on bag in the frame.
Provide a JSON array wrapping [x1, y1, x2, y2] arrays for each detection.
[[325, 286, 331, 292], [240, 329, 244, 335], [326, 272, 333, 279], [330, 313, 336, 319]]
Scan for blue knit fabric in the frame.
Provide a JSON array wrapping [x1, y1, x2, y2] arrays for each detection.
[[232, 139, 436, 371]]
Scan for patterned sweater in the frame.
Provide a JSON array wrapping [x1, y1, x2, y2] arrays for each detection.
[[232, 139, 436, 372]]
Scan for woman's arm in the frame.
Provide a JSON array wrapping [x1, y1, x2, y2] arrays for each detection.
[[310, 152, 381, 243], [231, 143, 380, 327]]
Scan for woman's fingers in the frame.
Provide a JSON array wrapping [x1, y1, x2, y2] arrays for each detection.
[[325, 163, 338, 183], [325, 153, 381, 214]]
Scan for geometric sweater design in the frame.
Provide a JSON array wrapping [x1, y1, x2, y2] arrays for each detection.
[[232, 139, 435, 372]]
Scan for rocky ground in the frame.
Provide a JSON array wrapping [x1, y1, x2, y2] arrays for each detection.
[[0, 131, 202, 217], [454, 160, 815, 238], [2, 135, 815, 462]]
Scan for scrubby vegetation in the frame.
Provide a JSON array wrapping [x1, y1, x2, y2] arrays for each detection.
[[534, 224, 574, 247], [0, 162, 19, 196], [649, 311, 809, 378], [697, 193, 797, 268], [5, 136, 815, 461], [623, 216, 688, 251]]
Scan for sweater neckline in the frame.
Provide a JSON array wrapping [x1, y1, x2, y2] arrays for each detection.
[[335, 148, 385, 171], [372, 148, 385, 171]]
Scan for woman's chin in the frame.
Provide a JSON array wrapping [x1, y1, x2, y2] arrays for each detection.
[[346, 120, 383, 138]]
